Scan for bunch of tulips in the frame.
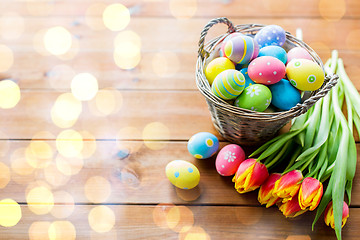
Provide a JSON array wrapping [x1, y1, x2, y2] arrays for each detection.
[[232, 50, 357, 240]]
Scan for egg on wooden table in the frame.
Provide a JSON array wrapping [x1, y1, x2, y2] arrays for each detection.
[[234, 84, 272, 112], [224, 35, 259, 65], [211, 69, 245, 100], [205, 57, 235, 85], [187, 132, 219, 159], [258, 45, 287, 64], [269, 79, 301, 110], [248, 56, 286, 85], [254, 25, 286, 49], [215, 144, 246, 176], [166, 160, 200, 189], [286, 59, 325, 91], [286, 46, 313, 64]]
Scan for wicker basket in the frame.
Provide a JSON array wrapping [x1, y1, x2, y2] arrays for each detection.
[[195, 17, 338, 146]]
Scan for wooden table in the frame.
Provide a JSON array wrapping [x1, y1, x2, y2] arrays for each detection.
[[0, 0, 359, 239]]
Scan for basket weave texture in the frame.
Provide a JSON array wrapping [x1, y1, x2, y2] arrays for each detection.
[[195, 17, 338, 146]]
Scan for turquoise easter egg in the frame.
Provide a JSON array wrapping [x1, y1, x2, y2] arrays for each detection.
[[166, 160, 200, 189], [269, 79, 301, 110], [234, 84, 272, 112], [211, 69, 245, 100], [258, 46, 287, 64], [239, 68, 255, 88], [187, 132, 219, 159]]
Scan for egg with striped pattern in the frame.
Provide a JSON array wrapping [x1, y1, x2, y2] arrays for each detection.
[[224, 35, 259, 65], [211, 69, 245, 100], [166, 160, 200, 189], [187, 132, 219, 159]]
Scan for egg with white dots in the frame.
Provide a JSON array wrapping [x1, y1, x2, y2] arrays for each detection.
[[254, 25, 286, 49], [187, 132, 219, 159], [166, 160, 200, 189]]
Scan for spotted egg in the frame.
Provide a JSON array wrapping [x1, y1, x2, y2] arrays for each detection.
[[224, 35, 259, 65], [286, 59, 325, 91], [219, 32, 244, 57], [258, 45, 287, 64], [254, 25, 286, 48], [187, 132, 219, 159], [269, 79, 301, 110], [215, 144, 245, 176], [248, 56, 286, 85], [287, 47, 313, 64], [211, 69, 245, 100], [240, 68, 255, 88], [234, 84, 272, 112], [205, 57, 235, 85], [166, 160, 200, 189]]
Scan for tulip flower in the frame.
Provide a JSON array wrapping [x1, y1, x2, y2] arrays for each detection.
[[278, 192, 307, 218], [298, 177, 323, 211], [232, 158, 269, 194], [258, 173, 282, 208], [324, 201, 349, 229], [273, 170, 303, 202]]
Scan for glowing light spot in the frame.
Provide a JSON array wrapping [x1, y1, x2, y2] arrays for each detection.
[[0, 163, 10, 189], [166, 206, 194, 233], [142, 122, 170, 150], [152, 52, 180, 77], [71, 73, 98, 101], [11, 148, 35, 176], [47, 65, 76, 91], [48, 221, 76, 240], [56, 155, 84, 176], [88, 206, 115, 233], [56, 130, 84, 158], [114, 42, 141, 70], [169, 0, 197, 19], [114, 30, 141, 49], [0, 12, 25, 40], [0, 45, 13, 71], [26, 186, 54, 215], [85, 3, 107, 30], [50, 191, 75, 219], [103, 4, 130, 31], [346, 29, 360, 51], [88, 88, 123, 116], [179, 226, 210, 240], [29, 221, 51, 240], [44, 163, 70, 187], [286, 235, 311, 240], [319, 0, 346, 21], [33, 29, 50, 56], [79, 131, 97, 159], [85, 176, 112, 203], [0, 199, 22, 227], [51, 93, 82, 128], [153, 204, 176, 228], [44, 27, 72, 55], [26, 141, 53, 169], [0, 80, 20, 109]]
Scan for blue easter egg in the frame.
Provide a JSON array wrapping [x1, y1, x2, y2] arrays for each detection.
[[187, 132, 219, 159], [240, 68, 255, 88], [258, 46, 287, 64], [269, 79, 301, 110], [254, 25, 286, 49]]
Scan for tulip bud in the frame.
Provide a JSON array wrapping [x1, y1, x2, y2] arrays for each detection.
[[298, 177, 323, 210], [278, 192, 307, 218], [324, 201, 349, 229], [273, 170, 303, 202], [258, 173, 282, 208]]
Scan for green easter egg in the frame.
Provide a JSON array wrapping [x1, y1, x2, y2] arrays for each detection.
[[234, 84, 272, 112], [211, 69, 245, 100]]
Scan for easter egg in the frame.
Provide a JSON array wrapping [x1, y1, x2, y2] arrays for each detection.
[[205, 57, 235, 85], [234, 84, 272, 112], [220, 32, 244, 57], [240, 68, 255, 88], [286, 59, 325, 91], [166, 160, 200, 189], [187, 132, 219, 159], [254, 25, 286, 48], [269, 79, 301, 110], [287, 47, 313, 64], [215, 144, 245, 176], [248, 56, 286, 85], [258, 46, 287, 64], [211, 69, 245, 100], [224, 35, 259, 65]]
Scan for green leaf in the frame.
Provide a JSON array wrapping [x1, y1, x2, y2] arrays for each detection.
[[304, 99, 322, 149], [306, 141, 327, 179], [285, 147, 319, 173], [347, 132, 357, 181], [345, 180, 353, 205]]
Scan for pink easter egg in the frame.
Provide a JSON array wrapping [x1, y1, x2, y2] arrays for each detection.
[[286, 47, 313, 64], [215, 144, 245, 176], [248, 56, 286, 85]]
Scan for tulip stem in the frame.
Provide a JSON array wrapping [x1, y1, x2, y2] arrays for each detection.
[[265, 140, 291, 169]]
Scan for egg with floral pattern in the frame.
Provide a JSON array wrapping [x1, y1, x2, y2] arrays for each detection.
[[187, 132, 219, 159], [215, 144, 246, 176], [254, 25, 286, 48], [166, 160, 200, 189], [234, 84, 272, 112]]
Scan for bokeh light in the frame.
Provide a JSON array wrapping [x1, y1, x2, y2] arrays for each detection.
[[88, 206, 116, 233], [85, 3, 107, 30], [79, 131, 97, 159], [114, 42, 141, 70], [169, 0, 197, 19], [153, 203, 176, 228], [179, 226, 210, 240], [51, 93, 82, 128], [71, 73, 99, 101], [44, 163, 70, 187], [0, 162, 10, 189], [142, 122, 170, 150], [50, 191, 75, 219], [0, 79, 20, 109], [26, 186, 54, 215], [0, 45, 14, 72], [103, 4, 130, 31], [0, 199, 22, 227], [152, 52, 180, 77], [11, 147, 35, 176], [166, 206, 194, 233], [29, 221, 51, 240], [46, 65, 76, 91], [114, 30, 141, 49], [33, 29, 51, 56], [56, 130, 84, 158], [88, 88, 123, 116], [84, 176, 112, 203], [48, 221, 76, 240], [55, 155, 84, 176], [319, 0, 346, 21], [0, 12, 25, 40], [26, 140, 53, 169], [44, 27, 73, 56]]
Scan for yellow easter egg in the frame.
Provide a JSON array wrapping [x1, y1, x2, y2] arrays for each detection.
[[165, 160, 200, 189], [286, 59, 325, 91], [205, 57, 235, 85]]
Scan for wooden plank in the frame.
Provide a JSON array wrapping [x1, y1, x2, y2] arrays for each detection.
[[0, 141, 359, 206], [1, 0, 359, 18], [0, 204, 358, 240]]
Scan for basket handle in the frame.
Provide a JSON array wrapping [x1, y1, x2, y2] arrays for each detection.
[[198, 17, 236, 58]]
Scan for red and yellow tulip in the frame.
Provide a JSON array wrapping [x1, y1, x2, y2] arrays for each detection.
[[324, 201, 349, 229], [273, 170, 303, 203], [278, 192, 307, 218], [298, 177, 323, 210], [258, 173, 282, 208], [232, 158, 269, 194]]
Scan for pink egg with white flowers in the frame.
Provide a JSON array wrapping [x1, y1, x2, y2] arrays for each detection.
[[248, 56, 286, 85], [215, 144, 245, 176]]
